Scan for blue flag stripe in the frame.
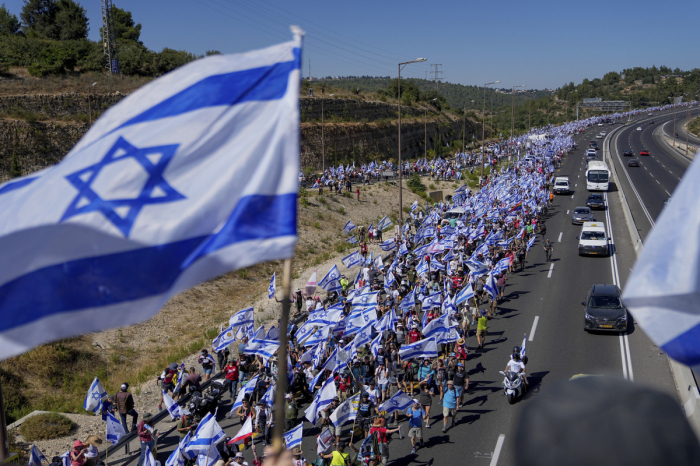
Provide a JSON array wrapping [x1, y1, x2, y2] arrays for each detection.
[[116, 50, 301, 132], [0, 193, 296, 333]]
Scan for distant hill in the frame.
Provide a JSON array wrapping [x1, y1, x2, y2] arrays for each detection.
[[312, 76, 553, 110]]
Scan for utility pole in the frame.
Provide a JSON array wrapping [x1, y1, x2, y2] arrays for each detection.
[[430, 64, 443, 91], [100, 0, 119, 75], [309, 59, 311, 80]]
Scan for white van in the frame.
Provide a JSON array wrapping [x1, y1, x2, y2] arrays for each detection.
[[554, 176, 570, 194], [578, 222, 609, 256], [444, 207, 467, 220]]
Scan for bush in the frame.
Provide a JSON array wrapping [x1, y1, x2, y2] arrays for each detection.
[[406, 173, 426, 194], [19, 413, 75, 441]]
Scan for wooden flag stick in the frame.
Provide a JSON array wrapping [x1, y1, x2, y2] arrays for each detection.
[[272, 259, 293, 454]]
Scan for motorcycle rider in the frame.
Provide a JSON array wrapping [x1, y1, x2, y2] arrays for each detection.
[[504, 352, 528, 388]]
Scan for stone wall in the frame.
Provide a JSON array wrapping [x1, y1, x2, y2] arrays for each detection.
[[0, 93, 126, 119], [0, 93, 480, 181]]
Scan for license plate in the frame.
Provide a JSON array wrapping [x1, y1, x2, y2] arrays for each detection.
[[589, 252, 598, 255], [599, 325, 613, 328]]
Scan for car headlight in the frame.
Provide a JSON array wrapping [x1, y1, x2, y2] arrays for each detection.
[[618, 314, 627, 321], [585, 313, 595, 321]]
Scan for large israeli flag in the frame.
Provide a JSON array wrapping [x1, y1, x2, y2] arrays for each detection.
[[0, 32, 303, 359], [622, 155, 700, 369], [242, 339, 280, 359], [378, 390, 416, 415], [330, 393, 360, 426], [398, 337, 438, 360]]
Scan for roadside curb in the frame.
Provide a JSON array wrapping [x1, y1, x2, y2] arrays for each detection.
[[606, 117, 700, 440]]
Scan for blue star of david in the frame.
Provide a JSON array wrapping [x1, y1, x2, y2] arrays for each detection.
[[61, 136, 185, 237], [92, 392, 101, 400]]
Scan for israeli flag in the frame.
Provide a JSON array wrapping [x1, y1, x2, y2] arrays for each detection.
[[302, 326, 330, 347], [346, 236, 359, 245], [398, 242, 409, 256], [144, 447, 158, 466], [484, 271, 498, 300], [196, 444, 221, 466], [312, 340, 326, 369], [400, 289, 415, 311], [163, 391, 183, 420], [352, 291, 378, 313], [435, 325, 460, 345], [84, 377, 107, 413], [374, 254, 384, 271], [520, 334, 527, 359], [261, 383, 276, 407], [378, 390, 416, 415], [398, 337, 438, 360], [212, 325, 236, 352], [384, 271, 396, 291], [318, 265, 342, 292], [266, 325, 279, 340], [229, 307, 254, 329], [465, 260, 489, 278], [430, 259, 445, 272], [29, 445, 47, 466], [416, 258, 429, 277], [526, 235, 536, 251], [375, 307, 397, 332], [344, 220, 356, 234], [166, 433, 192, 466], [455, 283, 475, 306], [379, 239, 397, 251], [185, 412, 225, 454], [268, 273, 276, 299], [305, 377, 337, 424], [283, 423, 303, 449], [342, 251, 362, 268], [229, 374, 259, 414], [421, 292, 442, 312], [0, 33, 303, 359], [308, 304, 343, 326], [351, 322, 374, 351], [411, 200, 419, 212], [330, 393, 360, 426], [370, 333, 383, 358], [494, 258, 510, 275], [378, 216, 393, 231], [106, 412, 127, 444], [243, 339, 280, 359]]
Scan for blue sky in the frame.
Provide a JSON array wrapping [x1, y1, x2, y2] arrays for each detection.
[[5, 0, 699, 89]]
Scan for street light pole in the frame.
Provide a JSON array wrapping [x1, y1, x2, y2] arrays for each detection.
[[321, 94, 334, 173], [398, 58, 427, 225], [482, 81, 500, 184], [511, 85, 525, 156], [425, 97, 437, 159]]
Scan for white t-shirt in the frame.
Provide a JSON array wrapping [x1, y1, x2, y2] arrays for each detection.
[[506, 360, 526, 373]]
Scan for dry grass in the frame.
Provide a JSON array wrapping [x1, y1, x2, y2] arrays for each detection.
[[19, 413, 75, 441], [0, 69, 151, 96]]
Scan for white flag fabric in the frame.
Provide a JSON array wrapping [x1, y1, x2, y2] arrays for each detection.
[[622, 154, 700, 369], [212, 325, 236, 352], [455, 283, 474, 306], [330, 393, 360, 426], [378, 390, 416, 415], [0, 32, 303, 359], [229, 307, 254, 329], [342, 251, 362, 269], [242, 339, 280, 359], [305, 377, 337, 424], [229, 374, 259, 414], [228, 415, 254, 445], [306, 270, 317, 296], [106, 412, 127, 444], [144, 447, 158, 466], [398, 337, 438, 360], [83, 377, 107, 413], [29, 445, 47, 466], [166, 433, 191, 466], [196, 444, 221, 466], [163, 391, 183, 420], [318, 265, 342, 292], [282, 423, 303, 449], [184, 412, 225, 454]]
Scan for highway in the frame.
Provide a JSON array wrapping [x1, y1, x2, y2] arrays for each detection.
[[142, 116, 687, 466]]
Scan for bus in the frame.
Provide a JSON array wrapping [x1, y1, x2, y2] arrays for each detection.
[[586, 161, 610, 191]]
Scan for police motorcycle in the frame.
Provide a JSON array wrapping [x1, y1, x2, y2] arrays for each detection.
[[499, 346, 529, 405]]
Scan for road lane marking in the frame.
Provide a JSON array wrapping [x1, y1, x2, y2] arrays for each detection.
[[566, 210, 569, 214], [547, 263, 554, 278], [490, 435, 506, 466], [656, 180, 660, 184], [624, 334, 634, 381], [619, 334, 629, 380], [558, 232, 563, 242], [665, 189, 671, 196], [529, 316, 539, 341], [570, 194, 574, 199]]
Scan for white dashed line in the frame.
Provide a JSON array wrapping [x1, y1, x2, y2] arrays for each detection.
[[656, 180, 660, 184], [547, 263, 554, 278], [529, 316, 540, 342], [558, 232, 563, 242], [490, 435, 506, 466], [566, 210, 569, 214], [665, 189, 671, 196]]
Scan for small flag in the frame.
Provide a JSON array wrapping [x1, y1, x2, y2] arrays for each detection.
[[306, 270, 317, 296], [283, 423, 303, 449], [343, 220, 356, 234], [29, 445, 47, 466], [346, 236, 359, 245], [268, 273, 276, 299], [83, 377, 108, 414], [106, 412, 127, 444], [163, 391, 183, 420]]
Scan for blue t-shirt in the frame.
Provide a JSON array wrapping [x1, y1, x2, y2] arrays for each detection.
[[406, 408, 425, 428], [443, 388, 458, 409]]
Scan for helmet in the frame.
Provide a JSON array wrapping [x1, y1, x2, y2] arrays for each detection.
[[361, 392, 369, 399], [513, 353, 521, 361], [512, 346, 521, 355]]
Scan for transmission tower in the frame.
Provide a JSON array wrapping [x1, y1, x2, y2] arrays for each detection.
[[430, 64, 443, 91], [101, 0, 120, 75]]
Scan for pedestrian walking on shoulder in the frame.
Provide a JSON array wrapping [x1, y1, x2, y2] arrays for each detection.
[[115, 383, 138, 432]]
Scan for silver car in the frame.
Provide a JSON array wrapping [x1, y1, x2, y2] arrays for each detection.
[[572, 206, 595, 225]]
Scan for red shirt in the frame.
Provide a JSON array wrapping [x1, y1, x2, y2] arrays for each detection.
[[409, 329, 421, 344], [369, 426, 388, 443], [224, 364, 239, 381]]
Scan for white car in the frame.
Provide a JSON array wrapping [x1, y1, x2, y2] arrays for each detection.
[[648, 113, 653, 116], [598, 123, 604, 127], [600, 131, 607, 136], [596, 134, 603, 139], [578, 222, 609, 256], [637, 126, 642, 131]]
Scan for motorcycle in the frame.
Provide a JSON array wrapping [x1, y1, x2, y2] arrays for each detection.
[[499, 370, 526, 404]]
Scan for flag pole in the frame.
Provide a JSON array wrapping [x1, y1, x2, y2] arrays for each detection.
[[272, 258, 293, 455], [105, 444, 109, 466]]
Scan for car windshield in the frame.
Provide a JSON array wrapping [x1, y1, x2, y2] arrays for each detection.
[[581, 231, 606, 241], [589, 194, 603, 200], [574, 208, 590, 214], [588, 295, 622, 309], [588, 171, 609, 183]]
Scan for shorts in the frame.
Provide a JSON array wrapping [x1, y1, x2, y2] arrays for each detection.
[[379, 382, 389, 392], [408, 427, 423, 439], [162, 382, 175, 394], [203, 367, 213, 375], [455, 386, 464, 397], [477, 329, 487, 338], [443, 407, 456, 417], [498, 285, 505, 294]]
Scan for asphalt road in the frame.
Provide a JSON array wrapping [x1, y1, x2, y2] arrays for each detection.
[[142, 118, 685, 466], [660, 107, 700, 147]]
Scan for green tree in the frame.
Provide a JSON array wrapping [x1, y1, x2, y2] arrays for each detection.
[[0, 4, 21, 35], [155, 48, 196, 75], [108, 5, 142, 44], [20, 0, 58, 38], [205, 50, 222, 56], [54, 0, 87, 40]]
